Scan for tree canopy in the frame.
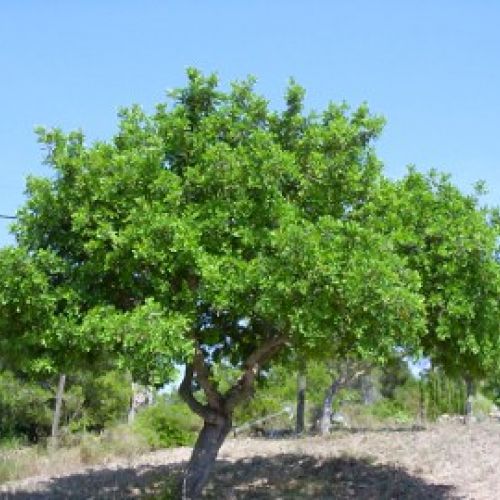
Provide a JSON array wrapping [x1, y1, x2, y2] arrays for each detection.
[[358, 169, 500, 379], [2, 69, 499, 496], [12, 70, 427, 378]]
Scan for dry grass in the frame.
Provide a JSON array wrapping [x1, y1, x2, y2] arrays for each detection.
[[0, 425, 149, 485], [1, 421, 499, 498]]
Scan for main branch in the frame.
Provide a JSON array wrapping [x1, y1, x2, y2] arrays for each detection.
[[224, 335, 287, 412], [179, 364, 222, 424], [192, 344, 224, 410]]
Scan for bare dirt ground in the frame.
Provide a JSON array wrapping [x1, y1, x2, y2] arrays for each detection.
[[1, 422, 499, 499]]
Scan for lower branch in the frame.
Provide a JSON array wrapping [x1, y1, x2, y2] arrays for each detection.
[[179, 364, 222, 425], [224, 335, 287, 413]]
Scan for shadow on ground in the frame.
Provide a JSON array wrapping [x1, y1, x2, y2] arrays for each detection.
[[1, 453, 458, 499]]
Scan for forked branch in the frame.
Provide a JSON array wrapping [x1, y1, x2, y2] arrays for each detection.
[[179, 364, 221, 424], [224, 335, 288, 412], [192, 344, 224, 410]]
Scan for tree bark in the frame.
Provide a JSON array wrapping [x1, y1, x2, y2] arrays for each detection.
[[319, 377, 344, 435], [296, 364, 306, 434], [464, 377, 474, 424], [50, 373, 66, 448], [128, 382, 138, 424], [319, 383, 335, 435], [179, 334, 287, 497], [182, 416, 232, 499], [318, 363, 366, 435]]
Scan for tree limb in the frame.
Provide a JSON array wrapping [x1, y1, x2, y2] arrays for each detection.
[[179, 363, 221, 424], [224, 335, 288, 412], [192, 344, 224, 410]]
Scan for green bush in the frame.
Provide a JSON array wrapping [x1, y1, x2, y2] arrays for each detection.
[[81, 370, 131, 431], [133, 400, 201, 449], [0, 371, 52, 442], [420, 372, 466, 420], [368, 399, 412, 424]]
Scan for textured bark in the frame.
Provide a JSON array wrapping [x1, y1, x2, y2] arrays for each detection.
[[464, 377, 474, 424], [319, 378, 343, 435], [319, 364, 366, 435], [128, 382, 138, 424], [296, 366, 306, 434], [179, 335, 288, 497], [50, 374, 66, 448], [182, 416, 232, 499]]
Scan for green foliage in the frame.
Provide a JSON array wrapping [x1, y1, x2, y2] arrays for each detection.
[[472, 393, 495, 419], [421, 370, 466, 421], [234, 364, 296, 425], [0, 248, 63, 374], [133, 400, 201, 449], [77, 370, 131, 431], [0, 368, 131, 442], [367, 399, 412, 424], [392, 379, 422, 417], [483, 372, 500, 406], [0, 371, 52, 442], [361, 170, 500, 380], [0, 69, 498, 455], [379, 355, 412, 399], [9, 69, 427, 388]]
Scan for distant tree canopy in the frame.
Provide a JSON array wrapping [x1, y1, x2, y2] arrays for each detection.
[[1, 69, 499, 496], [358, 170, 500, 380]]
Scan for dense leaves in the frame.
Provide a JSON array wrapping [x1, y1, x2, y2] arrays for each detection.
[[358, 169, 500, 379], [11, 70, 426, 379], [3, 69, 499, 496]]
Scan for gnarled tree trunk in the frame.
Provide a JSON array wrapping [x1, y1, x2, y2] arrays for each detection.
[[318, 361, 366, 435], [179, 335, 286, 498], [182, 416, 232, 498], [179, 336, 286, 500], [319, 379, 338, 435]]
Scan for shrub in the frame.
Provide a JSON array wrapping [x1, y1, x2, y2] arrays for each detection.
[[133, 400, 201, 449], [368, 399, 412, 424], [81, 371, 132, 430], [0, 371, 52, 442]]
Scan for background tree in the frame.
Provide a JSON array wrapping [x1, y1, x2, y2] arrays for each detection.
[[358, 170, 500, 421], [0, 247, 135, 443]]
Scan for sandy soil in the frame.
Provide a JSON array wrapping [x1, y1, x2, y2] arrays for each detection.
[[1, 422, 499, 499]]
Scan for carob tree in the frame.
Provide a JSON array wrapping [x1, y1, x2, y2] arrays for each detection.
[[7, 70, 496, 497]]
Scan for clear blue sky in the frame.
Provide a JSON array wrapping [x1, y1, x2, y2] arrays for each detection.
[[1, 1, 499, 246]]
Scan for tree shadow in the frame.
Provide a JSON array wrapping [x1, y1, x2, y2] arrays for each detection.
[[1, 452, 459, 499], [0, 462, 184, 499], [205, 454, 459, 499]]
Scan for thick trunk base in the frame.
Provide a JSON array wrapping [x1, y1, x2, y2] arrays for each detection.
[[182, 417, 232, 499]]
